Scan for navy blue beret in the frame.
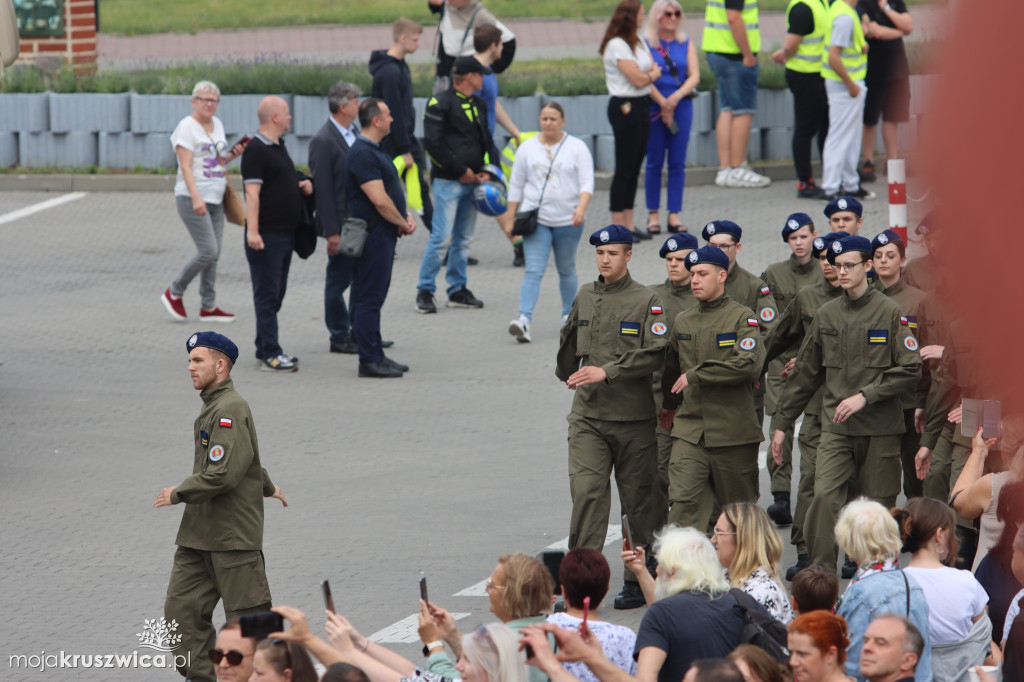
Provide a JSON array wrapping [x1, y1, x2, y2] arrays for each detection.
[[826, 235, 873, 264], [701, 220, 742, 242], [589, 224, 635, 246], [659, 233, 699, 258], [782, 213, 813, 241], [871, 229, 904, 253], [684, 245, 731, 271], [812, 231, 848, 258], [187, 331, 239, 364], [824, 195, 863, 218]]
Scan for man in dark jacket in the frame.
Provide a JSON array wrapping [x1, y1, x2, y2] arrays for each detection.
[[370, 18, 432, 228], [309, 81, 361, 355], [415, 56, 500, 314]]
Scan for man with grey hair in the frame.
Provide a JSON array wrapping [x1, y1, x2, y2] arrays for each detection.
[[859, 615, 923, 682]]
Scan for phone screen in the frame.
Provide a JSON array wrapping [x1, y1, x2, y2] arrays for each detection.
[[419, 576, 428, 603], [322, 580, 335, 614], [239, 612, 284, 639], [621, 514, 634, 550]]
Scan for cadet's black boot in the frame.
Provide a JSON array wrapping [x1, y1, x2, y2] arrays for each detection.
[[841, 554, 858, 579], [767, 491, 793, 526], [786, 554, 810, 581], [613, 581, 646, 610]]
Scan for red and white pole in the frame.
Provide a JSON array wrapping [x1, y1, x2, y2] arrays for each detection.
[[887, 159, 907, 243]]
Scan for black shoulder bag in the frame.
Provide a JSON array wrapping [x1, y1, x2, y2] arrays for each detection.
[[512, 135, 567, 237]]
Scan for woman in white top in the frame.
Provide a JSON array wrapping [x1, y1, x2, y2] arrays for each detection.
[[894, 497, 990, 644], [506, 102, 594, 343], [160, 80, 246, 323], [599, 0, 662, 242]]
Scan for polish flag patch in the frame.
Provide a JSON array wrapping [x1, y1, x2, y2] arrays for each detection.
[[219, 417, 233, 428], [747, 318, 759, 327], [651, 305, 663, 314], [760, 286, 771, 296]]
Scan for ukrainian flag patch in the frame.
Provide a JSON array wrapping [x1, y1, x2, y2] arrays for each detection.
[[868, 329, 889, 345], [620, 322, 641, 336], [717, 332, 737, 348]]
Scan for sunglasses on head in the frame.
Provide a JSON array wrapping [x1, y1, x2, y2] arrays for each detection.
[[208, 649, 250, 666]]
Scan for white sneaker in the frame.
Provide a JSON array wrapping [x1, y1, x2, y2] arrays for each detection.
[[715, 168, 731, 187], [508, 319, 532, 343], [561, 314, 569, 326], [725, 166, 772, 188]]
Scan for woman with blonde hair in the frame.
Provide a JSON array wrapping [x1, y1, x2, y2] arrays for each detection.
[[642, 0, 698, 235], [711, 502, 794, 623]]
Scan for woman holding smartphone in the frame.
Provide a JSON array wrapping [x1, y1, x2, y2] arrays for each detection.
[[643, 0, 698, 236]]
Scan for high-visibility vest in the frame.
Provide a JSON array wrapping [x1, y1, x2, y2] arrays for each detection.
[[784, 0, 829, 74], [821, 0, 866, 82], [499, 131, 539, 179], [702, 0, 761, 55]]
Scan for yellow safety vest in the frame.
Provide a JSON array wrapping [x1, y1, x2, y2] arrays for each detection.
[[784, 0, 829, 74], [702, 0, 761, 55], [821, 0, 866, 82]]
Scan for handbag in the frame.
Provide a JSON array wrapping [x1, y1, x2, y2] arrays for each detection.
[[512, 135, 567, 237], [222, 179, 245, 225], [338, 217, 373, 258]]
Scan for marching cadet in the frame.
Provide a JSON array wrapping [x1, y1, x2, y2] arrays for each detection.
[[556, 224, 668, 610], [760, 213, 821, 526], [659, 245, 765, 533], [763, 231, 846, 579], [771, 234, 921, 574], [649, 234, 699, 533], [872, 229, 927, 499]]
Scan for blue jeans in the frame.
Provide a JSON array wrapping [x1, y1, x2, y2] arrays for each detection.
[[519, 222, 583, 321], [646, 100, 693, 213], [708, 52, 759, 115], [244, 231, 294, 359], [324, 253, 358, 345], [353, 227, 398, 365], [418, 178, 477, 296]]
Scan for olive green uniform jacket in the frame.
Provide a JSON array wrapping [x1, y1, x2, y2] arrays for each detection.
[[649, 278, 698, 411], [661, 293, 765, 447], [556, 272, 668, 421], [171, 378, 276, 551], [882, 279, 927, 409]]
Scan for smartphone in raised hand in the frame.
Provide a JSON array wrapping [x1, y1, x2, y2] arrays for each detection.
[[322, 579, 335, 614], [622, 514, 634, 550], [419, 576, 428, 604]]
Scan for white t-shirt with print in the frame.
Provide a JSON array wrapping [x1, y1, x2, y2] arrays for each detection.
[[171, 115, 228, 204]]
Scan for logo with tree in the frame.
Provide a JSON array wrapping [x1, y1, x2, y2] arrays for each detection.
[[136, 618, 183, 652]]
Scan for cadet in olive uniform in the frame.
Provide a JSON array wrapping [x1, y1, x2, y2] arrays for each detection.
[[903, 209, 941, 294], [871, 229, 928, 499], [824, 194, 864, 235], [155, 332, 288, 682], [659, 245, 766, 532], [762, 231, 846, 578], [649, 234, 699, 532], [772, 235, 921, 572], [556, 224, 668, 610], [760, 213, 821, 526]]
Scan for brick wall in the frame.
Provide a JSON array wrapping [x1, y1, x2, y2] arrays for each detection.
[[15, 0, 97, 73]]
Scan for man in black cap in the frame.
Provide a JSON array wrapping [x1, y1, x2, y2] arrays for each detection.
[[659, 245, 766, 532], [416, 55, 501, 314], [155, 331, 288, 682], [556, 224, 668, 610]]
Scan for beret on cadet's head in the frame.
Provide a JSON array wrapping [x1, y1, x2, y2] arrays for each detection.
[[659, 233, 699, 258], [826, 234, 873, 264], [589, 224, 635, 246], [186, 331, 239, 364], [684, 245, 731, 271], [915, 209, 940, 236], [452, 56, 492, 75], [782, 213, 813, 241], [701, 220, 742, 243], [812, 231, 848, 258], [871, 229, 904, 253], [824, 195, 863, 218]]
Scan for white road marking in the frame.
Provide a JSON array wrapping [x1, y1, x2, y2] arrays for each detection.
[[0, 192, 86, 226], [373, 526, 625, 642]]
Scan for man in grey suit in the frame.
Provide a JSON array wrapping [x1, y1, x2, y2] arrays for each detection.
[[310, 81, 393, 355]]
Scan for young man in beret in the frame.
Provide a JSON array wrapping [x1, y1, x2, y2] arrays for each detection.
[[556, 224, 668, 610], [155, 332, 288, 681], [760, 213, 820, 526], [649, 234, 699, 533], [772, 235, 921, 573], [659, 245, 766, 532], [824, 194, 864, 234]]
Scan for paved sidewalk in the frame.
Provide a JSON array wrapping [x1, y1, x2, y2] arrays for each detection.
[[98, 6, 947, 69]]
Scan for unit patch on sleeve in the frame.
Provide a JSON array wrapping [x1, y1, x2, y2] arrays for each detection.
[[904, 336, 919, 351], [739, 337, 757, 351], [759, 307, 776, 322], [651, 321, 668, 336], [209, 445, 226, 462]]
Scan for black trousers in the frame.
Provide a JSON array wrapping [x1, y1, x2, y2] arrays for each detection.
[[786, 69, 829, 183], [608, 96, 650, 212]]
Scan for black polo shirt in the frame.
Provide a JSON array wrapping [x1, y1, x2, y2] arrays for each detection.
[[240, 132, 302, 233], [345, 135, 406, 229]]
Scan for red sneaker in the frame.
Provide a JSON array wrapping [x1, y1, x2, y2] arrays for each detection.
[[200, 307, 235, 323], [161, 288, 187, 321]]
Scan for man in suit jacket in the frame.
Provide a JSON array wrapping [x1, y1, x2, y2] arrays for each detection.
[[309, 81, 364, 355]]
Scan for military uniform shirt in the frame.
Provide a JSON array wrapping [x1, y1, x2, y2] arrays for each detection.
[[774, 287, 922, 436], [171, 378, 276, 551], [649, 278, 698, 408], [661, 293, 766, 447], [904, 254, 938, 293], [882, 279, 927, 409], [921, 319, 992, 450], [556, 271, 668, 421], [726, 263, 779, 331], [761, 256, 819, 355]]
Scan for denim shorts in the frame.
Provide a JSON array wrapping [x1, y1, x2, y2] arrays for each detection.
[[708, 52, 759, 115]]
